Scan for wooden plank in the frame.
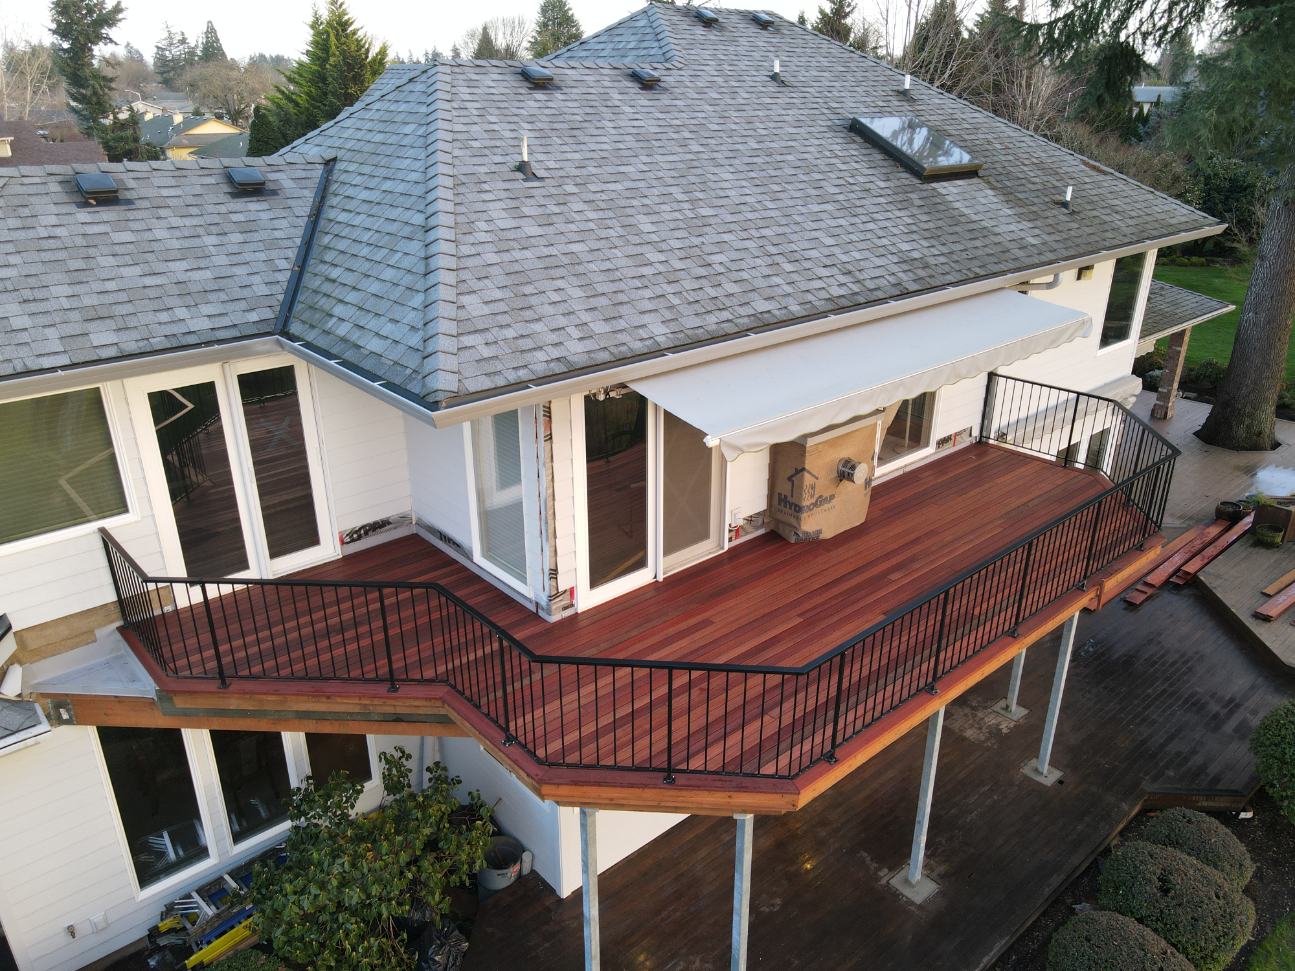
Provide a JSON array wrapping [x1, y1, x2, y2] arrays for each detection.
[[1170, 514, 1254, 584], [1261, 567, 1295, 597], [1256, 579, 1295, 620], [1139, 521, 1228, 589]]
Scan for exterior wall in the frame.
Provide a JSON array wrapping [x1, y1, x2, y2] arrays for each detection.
[[0, 728, 409, 971], [547, 398, 579, 612], [311, 368, 412, 542], [405, 416, 474, 552], [438, 737, 685, 898]]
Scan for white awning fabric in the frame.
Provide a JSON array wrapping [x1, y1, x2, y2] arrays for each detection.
[[628, 290, 1091, 460]]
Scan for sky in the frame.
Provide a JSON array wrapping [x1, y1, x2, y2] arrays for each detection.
[[0, 0, 824, 60]]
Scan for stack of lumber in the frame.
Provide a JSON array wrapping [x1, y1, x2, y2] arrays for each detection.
[[1123, 515, 1253, 606], [1253, 566, 1295, 622]]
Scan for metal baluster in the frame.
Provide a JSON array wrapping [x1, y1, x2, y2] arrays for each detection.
[[498, 634, 515, 746], [200, 583, 229, 689], [377, 588, 399, 692], [664, 669, 676, 784], [825, 651, 846, 763]]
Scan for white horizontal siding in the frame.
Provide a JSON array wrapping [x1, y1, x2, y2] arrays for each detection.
[[311, 368, 412, 534], [405, 415, 473, 550]]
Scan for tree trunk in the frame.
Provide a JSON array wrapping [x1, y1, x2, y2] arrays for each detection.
[[1198, 174, 1295, 451]]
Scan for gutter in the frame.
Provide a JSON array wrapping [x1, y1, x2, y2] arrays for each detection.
[[424, 222, 1225, 427]]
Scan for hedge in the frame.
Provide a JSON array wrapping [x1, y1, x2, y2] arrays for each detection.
[[1247, 912, 1295, 971], [1141, 807, 1255, 889], [1098, 841, 1255, 971], [1046, 910, 1194, 971], [1252, 700, 1295, 825]]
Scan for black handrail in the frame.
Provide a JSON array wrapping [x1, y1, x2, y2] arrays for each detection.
[[101, 373, 1176, 781]]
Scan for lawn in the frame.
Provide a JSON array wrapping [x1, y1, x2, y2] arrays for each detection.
[[1152, 261, 1295, 387]]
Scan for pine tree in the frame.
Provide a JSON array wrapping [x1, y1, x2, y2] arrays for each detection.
[[472, 25, 499, 59], [99, 106, 163, 160], [251, 0, 389, 155], [154, 24, 196, 87], [1025, 0, 1295, 450], [198, 21, 227, 63], [121, 42, 145, 63], [797, 11, 809, 27], [811, 0, 855, 44], [529, 0, 583, 57], [49, 0, 123, 135]]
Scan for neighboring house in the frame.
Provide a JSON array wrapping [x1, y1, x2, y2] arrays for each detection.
[[1132, 83, 1185, 114], [109, 100, 176, 122], [0, 6, 1229, 970], [0, 122, 106, 168], [189, 131, 250, 159], [140, 113, 246, 160]]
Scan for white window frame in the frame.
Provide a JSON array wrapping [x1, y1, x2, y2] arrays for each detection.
[[201, 729, 300, 850], [571, 391, 658, 609], [876, 390, 942, 476], [464, 406, 541, 598], [655, 408, 726, 576], [93, 726, 220, 900], [300, 731, 380, 793], [124, 356, 337, 580], [1096, 249, 1157, 356], [0, 381, 139, 556]]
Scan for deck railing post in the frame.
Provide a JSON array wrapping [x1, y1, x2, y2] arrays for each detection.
[[377, 590, 399, 693], [1065, 393, 1081, 467], [927, 590, 949, 694], [199, 582, 229, 689], [664, 669, 676, 784], [825, 651, 846, 763], [979, 372, 998, 441], [1080, 496, 1105, 587], [102, 536, 128, 625], [497, 635, 515, 746], [1010, 539, 1036, 635]]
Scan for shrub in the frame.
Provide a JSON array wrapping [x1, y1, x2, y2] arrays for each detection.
[[1141, 807, 1255, 889], [1046, 910, 1194, 971], [216, 952, 271, 969], [1143, 369, 1164, 392], [1185, 359, 1228, 391], [251, 747, 493, 971], [1098, 841, 1255, 971], [1247, 912, 1295, 971], [1134, 350, 1166, 377], [1252, 700, 1295, 825]]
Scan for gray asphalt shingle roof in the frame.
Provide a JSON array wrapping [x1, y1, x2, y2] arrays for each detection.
[[285, 4, 1221, 405], [0, 157, 326, 378], [1140, 279, 1235, 342]]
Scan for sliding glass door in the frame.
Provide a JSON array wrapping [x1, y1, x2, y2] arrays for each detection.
[[129, 358, 332, 578], [660, 410, 723, 572]]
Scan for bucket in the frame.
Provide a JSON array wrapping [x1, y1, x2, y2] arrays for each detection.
[[479, 836, 525, 891]]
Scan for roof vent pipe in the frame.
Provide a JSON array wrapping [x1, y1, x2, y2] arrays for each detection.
[[516, 134, 540, 181], [771, 58, 787, 85], [899, 73, 913, 98], [1064, 185, 1073, 211]]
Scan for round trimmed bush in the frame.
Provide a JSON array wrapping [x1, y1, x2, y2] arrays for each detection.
[[1098, 841, 1255, 971], [1141, 807, 1255, 889], [1046, 910, 1194, 971], [1252, 700, 1295, 825]]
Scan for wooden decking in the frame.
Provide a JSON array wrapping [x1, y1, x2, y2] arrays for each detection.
[[113, 442, 1163, 810], [465, 587, 1295, 970]]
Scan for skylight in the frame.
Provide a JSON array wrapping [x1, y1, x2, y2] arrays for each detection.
[[751, 11, 776, 28], [849, 115, 983, 181], [73, 172, 119, 204], [630, 67, 661, 88], [695, 7, 720, 26]]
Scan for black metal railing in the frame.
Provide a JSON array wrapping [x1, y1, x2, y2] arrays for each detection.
[[102, 373, 1177, 782]]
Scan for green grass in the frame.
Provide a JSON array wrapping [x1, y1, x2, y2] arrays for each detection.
[[1151, 262, 1295, 386], [1248, 913, 1295, 971]]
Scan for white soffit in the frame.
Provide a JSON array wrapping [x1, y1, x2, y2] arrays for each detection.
[[629, 289, 1091, 459]]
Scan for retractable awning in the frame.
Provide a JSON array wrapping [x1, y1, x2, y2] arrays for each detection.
[[629, 290, 1091, 459]]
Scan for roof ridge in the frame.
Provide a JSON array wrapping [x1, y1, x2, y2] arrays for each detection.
[[0, 156, 325, 178], [278, 63, 436, 156], [423, 64, 459, 399], [545, 4, 681, 66]]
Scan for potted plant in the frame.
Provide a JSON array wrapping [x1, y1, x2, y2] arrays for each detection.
[[1251, 493, 1295, 541], [1256, 523, 1285, 548]]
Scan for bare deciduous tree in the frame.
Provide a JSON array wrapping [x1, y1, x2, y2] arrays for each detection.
[[180, 59, 275, 127], [459, 16, 533, 60], [1, 30, 59, 121]]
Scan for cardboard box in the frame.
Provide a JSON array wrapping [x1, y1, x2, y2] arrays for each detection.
[[767, 414, 883, 542]]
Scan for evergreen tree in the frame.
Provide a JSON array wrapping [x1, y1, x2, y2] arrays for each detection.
[[251, 0, 388, 155], [1157, 30, 1194, 85], [811, 0, 855, 44], [49, 0, 123, 135], [154, 24, 196, 87], [1024, 0, 1295, 451], [529, 0, 583, 57], [797, 10, 809, 26], [121, 42, 145, 63], [197, 21, 227, 63], [472, 25, 499, 59], [99, 106, 163, 160], [904, 0, 972, 92]]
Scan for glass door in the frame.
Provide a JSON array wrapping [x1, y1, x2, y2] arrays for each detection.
[[577, 389, 655, 605], [130, 359, 332, 578], [660, 410, 723, 573]]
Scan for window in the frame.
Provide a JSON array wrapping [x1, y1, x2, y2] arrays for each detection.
[[0, 388, 128, 545], [584, 391, 649, 589], [1100, 254, 1148, 348], [304, 733, 373, 785], [210, 731, 293, 843], [880, 392, 936, 465], [471, 411, 528, 583], [98, 727, 208, 888]]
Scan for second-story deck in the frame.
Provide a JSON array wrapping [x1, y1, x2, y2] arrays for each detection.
[[100, 375, 1177, 811]]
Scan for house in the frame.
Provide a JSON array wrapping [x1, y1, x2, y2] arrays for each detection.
[[189, 131, 250, 159], [110, 100, 179, 122], [0, 6, 1228, 969], [0, 121, 106, 168], [1132, 83, 1185, 114], [140, 113, 246, 160]]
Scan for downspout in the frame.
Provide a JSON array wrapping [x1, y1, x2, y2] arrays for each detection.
[[1016, 272, 1065, 291]]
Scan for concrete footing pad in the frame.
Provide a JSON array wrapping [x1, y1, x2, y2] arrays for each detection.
[[990, 699, 1029, 722], [887, 867, 940, 904], [1021, 758, 1063, 786]]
